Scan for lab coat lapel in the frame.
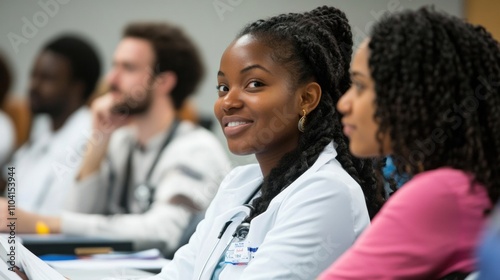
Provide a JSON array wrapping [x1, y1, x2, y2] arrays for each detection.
[[194, 205, 250, 279]]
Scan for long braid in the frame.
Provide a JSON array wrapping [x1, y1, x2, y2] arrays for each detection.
[[240, 6, 383, 221]]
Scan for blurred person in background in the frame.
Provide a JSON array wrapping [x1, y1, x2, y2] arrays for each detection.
[[0, 52, 15, 169], [4, 35, 100, 215], [320, 7, 500, 280], [476, 201, 500, 280], [1, 22, 230, 256]]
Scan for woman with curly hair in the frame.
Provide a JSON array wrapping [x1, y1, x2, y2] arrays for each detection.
[[146, 5, 383, 280], [319, 7, 500, 280], [2, 6, 384, 280]]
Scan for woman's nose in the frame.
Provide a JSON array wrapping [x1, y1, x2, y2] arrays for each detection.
[[337, 88, 353, 114], [222, 88, 243, 112]]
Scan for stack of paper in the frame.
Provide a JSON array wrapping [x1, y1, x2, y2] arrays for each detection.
[[0, 236, 66, 280]]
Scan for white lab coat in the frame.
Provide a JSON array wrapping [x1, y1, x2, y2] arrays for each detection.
[[7, 107, 91, 215], [149, 142, 370, 280], [61, 121, 231, 253]]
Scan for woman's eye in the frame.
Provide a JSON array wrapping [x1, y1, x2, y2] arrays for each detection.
[[247, 81, 264, 88], [353, 82, 365, 92], [216, 84, 229, 92]]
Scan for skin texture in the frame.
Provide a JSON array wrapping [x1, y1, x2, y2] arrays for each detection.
[[364, 7, 500, 203], [29, 50, 84, 131], [0, 36, 178, 236], [107, 37, 156, 116], [29, 51, 74, 114], [337, 40, 392, 157], [232, 6, 384, 221], [215, 34, 320, 177]]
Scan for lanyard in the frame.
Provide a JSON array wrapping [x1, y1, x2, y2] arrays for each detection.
[[198, 184, 263, 280], [119, 119, 180, 213], [216, 183, 262, 240]]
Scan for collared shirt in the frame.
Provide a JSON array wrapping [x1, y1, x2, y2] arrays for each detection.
[[127, 127, 174, 214], [0, 111, 14, 166], [8, 107, 91, 215], [150, 142, 370, 280], [61, 121, 231, 254]]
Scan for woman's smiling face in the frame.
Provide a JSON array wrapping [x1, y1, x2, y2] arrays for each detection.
[[214, 34, 303, 160]]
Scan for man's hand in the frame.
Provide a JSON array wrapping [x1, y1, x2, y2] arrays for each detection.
[[77, 93, 131, 180], [91, 93, 131, 136]]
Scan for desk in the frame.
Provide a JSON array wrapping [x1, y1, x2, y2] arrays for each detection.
[[18, 234, 169, 275], [19, 234, 166, 257], [19, 234, 133, 256], [47, 258, 170, 274], [56, 267, 154, 280]]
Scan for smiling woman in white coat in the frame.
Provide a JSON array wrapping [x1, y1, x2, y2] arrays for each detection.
[[148, 5, 384, 280]]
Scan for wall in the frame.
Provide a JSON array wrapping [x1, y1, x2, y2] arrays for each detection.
[[0, 0, 463, 165], [466, 0, 500, 40]]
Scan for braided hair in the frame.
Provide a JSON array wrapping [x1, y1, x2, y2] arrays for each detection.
[[239, 6, 384, 220], [369, 7, 500, 204]]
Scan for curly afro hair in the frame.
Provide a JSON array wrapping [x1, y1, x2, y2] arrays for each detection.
[[368, 7, 500, 204]]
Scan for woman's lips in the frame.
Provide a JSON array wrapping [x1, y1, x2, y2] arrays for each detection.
[[224, 121, 252, 137], [343, 124, 356, 137]]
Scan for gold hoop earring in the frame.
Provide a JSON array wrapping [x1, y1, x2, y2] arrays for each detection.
[[298, 109, 307, 132]]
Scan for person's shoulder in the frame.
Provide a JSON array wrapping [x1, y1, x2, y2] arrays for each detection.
[[0, 110, 14, 136], [63, 106, 91, 128], [275, 160, 360, 206], [294, 157, 360, 196], [219, 164, 261, 187], [413, 167, 470, 180], [0, 110, 13, 126], [0, 110, 14, 157], [268, 143, 361, 198], [407, 167, 473, 193], [320, 158, 361, 186], [389, 167, 482, 208]]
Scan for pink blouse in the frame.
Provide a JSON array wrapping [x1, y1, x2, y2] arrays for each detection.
[[319, 167, 491, 279]]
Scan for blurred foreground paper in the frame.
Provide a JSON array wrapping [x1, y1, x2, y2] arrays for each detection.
[[0, 235, 66, 280]]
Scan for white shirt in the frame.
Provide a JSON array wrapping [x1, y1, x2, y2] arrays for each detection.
[[149, 142, 370, 280], [61, 121, 231, 253], [9, 107, 91, 215], [0, 111, 14, 165]]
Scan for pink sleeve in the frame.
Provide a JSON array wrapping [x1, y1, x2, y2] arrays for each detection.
[[319, 172, 461, 279]]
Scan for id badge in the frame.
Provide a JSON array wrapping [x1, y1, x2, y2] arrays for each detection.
[[225, 240, 258, 265], [225, 240, 249, 265]]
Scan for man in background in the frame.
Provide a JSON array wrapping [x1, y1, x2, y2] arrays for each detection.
[[5, 35, 100, 215], [1, 22, 230, 255], [0, 52, 15, 169]]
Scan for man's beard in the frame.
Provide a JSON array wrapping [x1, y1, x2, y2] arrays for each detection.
[[110, 86, 153, 116]]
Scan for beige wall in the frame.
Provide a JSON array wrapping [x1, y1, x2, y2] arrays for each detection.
[[466, 0, 500, 40]]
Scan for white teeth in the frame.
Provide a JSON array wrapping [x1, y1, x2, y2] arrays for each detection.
[[227, 121, 248, 127]]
